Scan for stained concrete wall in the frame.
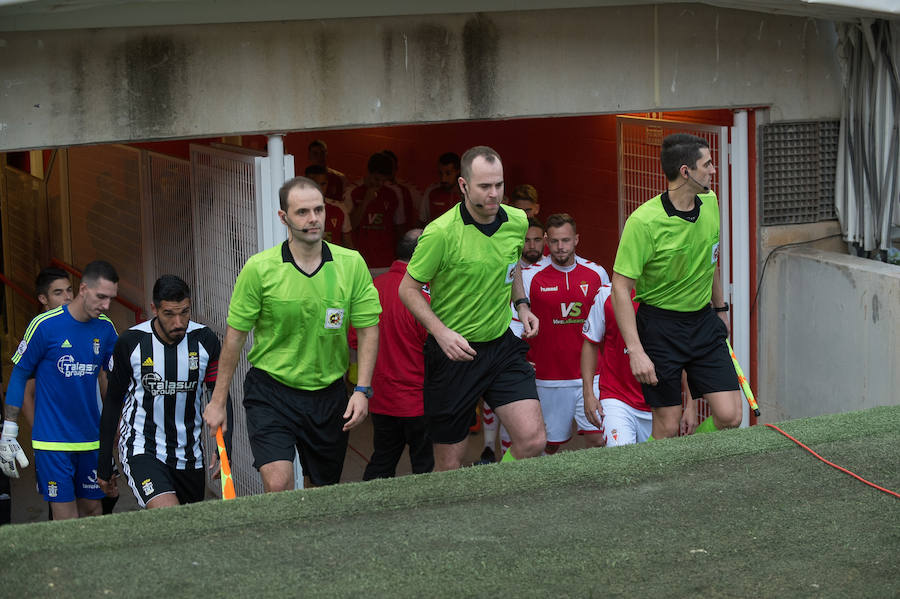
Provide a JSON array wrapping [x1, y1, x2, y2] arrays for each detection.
[[0, 4, 841, 151], [758, 247, 899, 421]]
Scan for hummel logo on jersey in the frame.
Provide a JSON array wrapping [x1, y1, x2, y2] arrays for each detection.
[[61, 339, 72, 348], [142, 357, 154, 367], [540, 286, 559, 292]]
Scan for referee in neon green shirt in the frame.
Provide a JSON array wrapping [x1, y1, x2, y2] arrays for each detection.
[[611, 134, 741, 440], [204, 176, 381, 489], [399, 146, 546, 471]]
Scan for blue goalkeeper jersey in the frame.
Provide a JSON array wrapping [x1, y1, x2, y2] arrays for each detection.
[[11, 306, 117, 451]]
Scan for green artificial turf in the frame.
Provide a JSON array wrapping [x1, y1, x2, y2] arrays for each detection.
[[2, 406, 898, 598]]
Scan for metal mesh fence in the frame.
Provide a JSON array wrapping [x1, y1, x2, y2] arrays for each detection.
[[189, 145, 263, 497], [618, 117, 725, 231], [147, 152, 195, 292]]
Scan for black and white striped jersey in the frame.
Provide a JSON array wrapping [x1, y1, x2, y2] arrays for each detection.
[[99, 319, 220, 477]]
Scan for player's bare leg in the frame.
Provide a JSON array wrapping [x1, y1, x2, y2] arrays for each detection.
[[494, 399, 546, 459], [704, 390, 743, 430], [433, 438, 469, 472], [259, 460, 294, 492], [50, 501, 79, 520], [650, 405, 682, 439]]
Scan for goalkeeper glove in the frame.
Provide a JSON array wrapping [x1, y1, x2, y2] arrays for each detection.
[[0, 420, 29, 478]]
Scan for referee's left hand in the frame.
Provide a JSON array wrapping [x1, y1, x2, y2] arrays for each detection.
[[519, 308, 539, 339], [343, 392, 369, 431]]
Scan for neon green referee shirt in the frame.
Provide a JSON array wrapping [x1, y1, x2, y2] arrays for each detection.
[[407, 203, 527, 342], [228, 241, 381, 390], [613, 191, 721, 312]]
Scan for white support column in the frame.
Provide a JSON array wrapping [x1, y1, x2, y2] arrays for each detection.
[[730, 111, 751, 427]]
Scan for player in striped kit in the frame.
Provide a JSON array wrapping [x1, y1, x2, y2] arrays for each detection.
[[513, 214, 609, 454], [98, 275, 222, 509]]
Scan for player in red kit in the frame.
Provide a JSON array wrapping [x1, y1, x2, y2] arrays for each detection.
[[513, 214, 609, 453]]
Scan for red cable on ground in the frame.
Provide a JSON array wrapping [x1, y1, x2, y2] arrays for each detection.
[[764, 424, 899, 499]]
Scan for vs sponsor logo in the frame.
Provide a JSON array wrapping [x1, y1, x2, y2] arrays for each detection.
[[560, 302, 583, 318]]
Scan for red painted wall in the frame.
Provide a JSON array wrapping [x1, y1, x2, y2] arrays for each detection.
[[280, 115, 621, 272], [134, 110, 732, 274]]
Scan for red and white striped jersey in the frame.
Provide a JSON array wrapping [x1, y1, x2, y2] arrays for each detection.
[[513, 257, 609, 384]]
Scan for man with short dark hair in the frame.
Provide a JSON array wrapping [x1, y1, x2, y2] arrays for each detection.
[[520, 217, 548, 269], [35, 267, 74, 312], [346, 153, 404, 272], [98, 275, 223, 508], [611, 133, 741, 440], [360, 229, 434, 479], [418, 152, 462, 225], [204, 176, 381, 489], [1, 260, 119, 520], [399, 146, 546, 471]]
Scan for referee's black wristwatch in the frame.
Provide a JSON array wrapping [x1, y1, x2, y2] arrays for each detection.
[[712, 302, 730, 313], [353, 385, 374, 398]]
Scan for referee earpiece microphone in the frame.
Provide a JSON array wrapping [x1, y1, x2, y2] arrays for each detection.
[[283, 215, 312, 234], [683, 167, 710, 192], [464, 182, 485, 208]]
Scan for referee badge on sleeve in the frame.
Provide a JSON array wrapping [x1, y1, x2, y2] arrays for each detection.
[[711, 241, 720, 264], [325, 308, 345, 329]]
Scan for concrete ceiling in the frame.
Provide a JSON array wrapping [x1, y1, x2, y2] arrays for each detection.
[[0, 0, 897, 32]]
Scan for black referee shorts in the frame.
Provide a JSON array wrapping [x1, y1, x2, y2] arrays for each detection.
[[636, 304, 740, 408], [424, 328, 538, 444], [243, 367, 349, 486]]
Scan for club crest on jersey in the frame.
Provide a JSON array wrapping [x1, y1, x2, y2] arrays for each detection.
[[505, 262, 516, 284], [188, 352, 199, 370], [93, 338, 100, 355], [325, 308, 344, 329], [142, 478, 154, 496], [580, 282, 589, 296], [48, 481, 58, 498]]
